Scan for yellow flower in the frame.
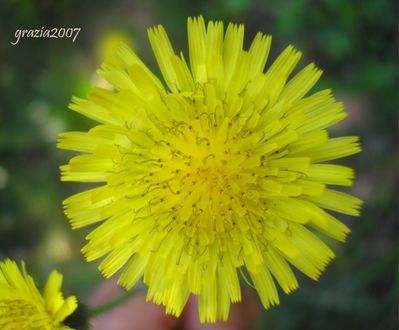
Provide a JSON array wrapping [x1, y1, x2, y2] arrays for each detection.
[[0, 259, 77, 329], [58, 16, 361, 322]]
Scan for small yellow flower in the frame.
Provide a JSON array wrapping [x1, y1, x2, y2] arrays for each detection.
[[58, 16, 361, 322], [0, 259, 77, 329]]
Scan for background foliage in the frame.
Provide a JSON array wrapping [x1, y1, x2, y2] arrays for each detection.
[[0, 0, 397, 329]]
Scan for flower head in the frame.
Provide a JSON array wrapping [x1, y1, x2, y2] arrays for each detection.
[[58, 16, 361, 322], [0, 259, 77, 329]]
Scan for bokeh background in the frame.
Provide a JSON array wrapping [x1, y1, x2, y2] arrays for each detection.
[[0, 0, 397, 329]]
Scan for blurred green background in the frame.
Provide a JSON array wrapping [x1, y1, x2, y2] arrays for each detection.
[[0, 0, 397, 329]]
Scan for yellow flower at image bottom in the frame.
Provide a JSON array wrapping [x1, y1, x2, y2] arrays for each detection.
[[0, 259, 77, 329], [58, 16, 362, 323]]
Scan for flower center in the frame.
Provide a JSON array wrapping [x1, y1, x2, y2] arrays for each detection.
[[114, 91, 264, 233], [0, 299, 51, 329]]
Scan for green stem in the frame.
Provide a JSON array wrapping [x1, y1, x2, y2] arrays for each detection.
[[88, 289, 136, 317]]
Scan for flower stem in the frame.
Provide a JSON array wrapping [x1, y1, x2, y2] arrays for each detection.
[[88, 289, 136, 317]]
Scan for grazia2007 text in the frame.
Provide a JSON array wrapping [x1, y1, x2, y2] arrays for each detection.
[[11, 27, 81, 45]]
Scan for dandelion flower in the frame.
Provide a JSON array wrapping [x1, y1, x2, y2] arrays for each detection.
[[0, 259, 77, 329], [58, 16, 362, 322]]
